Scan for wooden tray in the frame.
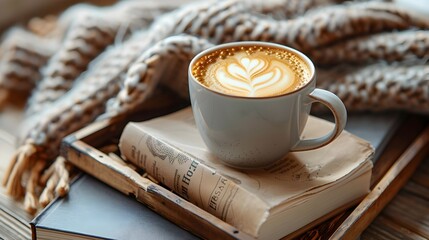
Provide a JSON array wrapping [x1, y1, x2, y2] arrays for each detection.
[[60, 92, 429, 239]]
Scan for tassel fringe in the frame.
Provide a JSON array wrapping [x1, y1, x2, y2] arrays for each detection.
[[3, 145, 71, 213]]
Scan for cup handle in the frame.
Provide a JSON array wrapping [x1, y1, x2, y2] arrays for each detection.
[[291, 88, 347, 151]]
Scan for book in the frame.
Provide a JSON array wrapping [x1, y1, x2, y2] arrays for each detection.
[[118, 107, 374, 239], [30, 174, 198, 240]]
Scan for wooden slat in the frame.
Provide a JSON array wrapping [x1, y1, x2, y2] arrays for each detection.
[[329, 126, 429, 239]]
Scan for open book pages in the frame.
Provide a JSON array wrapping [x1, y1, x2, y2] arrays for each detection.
[[119, 107, 374, 239]]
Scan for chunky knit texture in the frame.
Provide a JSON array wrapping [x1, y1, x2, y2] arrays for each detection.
[[0, 0, 428, 213], [0, 28, 60, 109]]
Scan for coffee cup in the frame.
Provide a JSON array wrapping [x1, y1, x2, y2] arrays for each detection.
[[188, 41, 346, 169]]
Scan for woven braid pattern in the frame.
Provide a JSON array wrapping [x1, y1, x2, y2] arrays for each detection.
[[311, 31, 429, 65], [24, 33, 152, 158], [102, 35, 214, 118], [0, 28, 59, 107], [149, 1, 418, 50], [0, 0, 428, 213], [25, 14, 119, 115], [25, 1, 175, 115], [250, 0, 343, 19], [319, 64, 429, 112]]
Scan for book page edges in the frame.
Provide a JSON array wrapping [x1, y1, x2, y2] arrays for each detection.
[[259, 167, 372, 240]]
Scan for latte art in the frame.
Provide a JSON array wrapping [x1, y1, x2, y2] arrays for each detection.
[[214, 53, 294, 97], [192, 45, 311, 97]]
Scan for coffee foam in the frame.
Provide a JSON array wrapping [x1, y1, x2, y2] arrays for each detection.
[[192, 45, 311, 97]]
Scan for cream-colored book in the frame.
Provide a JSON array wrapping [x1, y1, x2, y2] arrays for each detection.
[[119, 107, 373, 239]]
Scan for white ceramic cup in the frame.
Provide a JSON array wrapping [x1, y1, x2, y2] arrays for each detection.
[[188, 41, 347, 169]]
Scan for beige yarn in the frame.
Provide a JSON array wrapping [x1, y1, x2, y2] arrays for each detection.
[[318, 63, 429, 112], [26, 13, 120, 115], [26, 1, 179, 116], [0, 0, 428, 213], [0, 28, 59, 108], [100, 35, 214, 119], [310, 30, 429, 65], [5, 32, 159, 214], [249, 0, 342, 19], [106, 0, 427, 113], [26, 15, 60, 37]]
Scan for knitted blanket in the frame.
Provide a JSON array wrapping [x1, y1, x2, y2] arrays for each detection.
[[0, 0, 428, 213]]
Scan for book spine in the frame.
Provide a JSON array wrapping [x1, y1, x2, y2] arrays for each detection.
[[119, 123, 266, 237]]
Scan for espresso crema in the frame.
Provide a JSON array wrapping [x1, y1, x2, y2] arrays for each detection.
[[192, 45, 311, 97]]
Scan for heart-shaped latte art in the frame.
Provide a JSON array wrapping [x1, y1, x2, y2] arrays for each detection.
[[213, 54, 294, 97]]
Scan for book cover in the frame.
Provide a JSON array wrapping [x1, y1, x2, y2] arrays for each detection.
[[119, 107, 375, 239], [30, 174, 198, 240]]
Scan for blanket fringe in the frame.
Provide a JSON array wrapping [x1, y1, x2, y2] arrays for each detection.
[[24, 159, 46, 214], [2, 144, 71, 213], [39, 156, 70, 207], [2, 143, 37, 199]]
